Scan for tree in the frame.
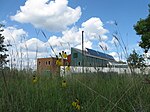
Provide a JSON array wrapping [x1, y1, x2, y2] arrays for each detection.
[[0, 24, 9, 68], [134, 4, 150, 53], [127, 50, 146, 73]]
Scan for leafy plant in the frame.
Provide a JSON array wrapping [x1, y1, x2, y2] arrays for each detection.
[[127, 50, 146, 73], [134, 4, 150, 53]]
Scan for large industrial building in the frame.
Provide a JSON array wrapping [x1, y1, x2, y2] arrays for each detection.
[[37, 47, 116, 74], [71, 47, 116, 67]]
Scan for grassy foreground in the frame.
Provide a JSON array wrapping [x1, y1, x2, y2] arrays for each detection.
[[0, 71, 150, 112]]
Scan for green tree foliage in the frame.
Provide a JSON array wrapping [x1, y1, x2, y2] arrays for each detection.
[[0, 24, 9, 68], [127, 50, 146, 73], [134, 4, 150, 53]]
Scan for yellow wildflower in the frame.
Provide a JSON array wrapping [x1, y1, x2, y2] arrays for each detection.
[[76, 104, 80, 110], [66, 65, 70, 71], [72, 101, 77, 107], [56, 60, 59, 65], [62, 80, 67, 88], [62, 52, 67, 58], [72, 98, 80, 110], [32, 75, 38, 83], [56, 59, 62, 66]]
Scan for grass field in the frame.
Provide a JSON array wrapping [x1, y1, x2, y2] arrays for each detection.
[[0, 70, 150, 112]]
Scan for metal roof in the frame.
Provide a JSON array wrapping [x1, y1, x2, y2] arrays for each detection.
[[72, 47, 115, 61], [86, 48, 115, 61]]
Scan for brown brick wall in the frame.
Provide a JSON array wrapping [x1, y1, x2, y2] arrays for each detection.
[[37, 57, 69, 75]]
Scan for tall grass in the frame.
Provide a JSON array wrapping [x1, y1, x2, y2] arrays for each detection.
[[0, 71, 150, 112]]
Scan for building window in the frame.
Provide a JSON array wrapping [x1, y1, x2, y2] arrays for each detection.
[[73, 53, 78, 58], [49, 61, 50, 65], [46, 61, 47, 65], [39, 62, 41, 65]]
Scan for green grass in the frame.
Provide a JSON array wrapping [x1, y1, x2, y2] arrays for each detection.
[[0, 71, 150, 112]]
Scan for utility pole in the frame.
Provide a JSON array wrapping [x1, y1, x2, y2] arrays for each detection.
[[82, 31, 84, 73]]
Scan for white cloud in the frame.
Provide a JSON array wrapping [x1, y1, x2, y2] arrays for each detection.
[[47, 35, 63, 47], [11, 0, 82, 32], [20, 38, 46, 53], [43, 17, 109, 53], [75, 40, 92, 50], [109, 52, 118, 57], [45, 17, 109, 52], [109, 52, 120, 61], [2, 26, 28, 44], [62, 27, 81, 44], [1, 26, 50, 69], [60, 17, 109, 50], [81, 17, 109, 40], [99, 35, 108, 41]]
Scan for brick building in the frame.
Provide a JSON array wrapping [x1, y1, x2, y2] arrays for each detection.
[[37, 56, 70, 75]]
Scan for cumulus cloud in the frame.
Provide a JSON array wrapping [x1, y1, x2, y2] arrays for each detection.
[[81, 17, 109, 40], [11, 0, 82, 32], [47, 36, 63, 47], [20, 38, 46, 52], [62, 27, 81, 44], [46, 17, 109, 52], [2, 26, 28, 44], [1, 27, 28, 69], [75, 40, 92, 50]]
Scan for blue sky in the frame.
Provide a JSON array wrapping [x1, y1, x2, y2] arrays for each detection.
[[0, 0, 150, 68]]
